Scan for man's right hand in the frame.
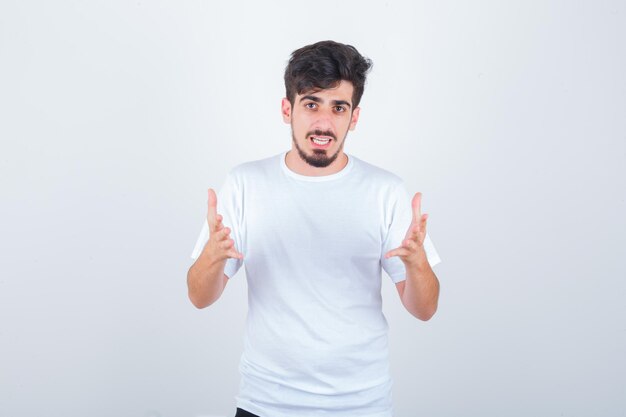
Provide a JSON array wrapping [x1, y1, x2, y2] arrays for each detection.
[[202, 188, 244, 265], [188, 188, 243, 308]]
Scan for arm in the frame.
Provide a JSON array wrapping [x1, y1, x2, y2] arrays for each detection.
[[187, 188, 243, 309], [187, 252, 230, 309], [386, 192, 440, 321], [395, 247, 440, 321]]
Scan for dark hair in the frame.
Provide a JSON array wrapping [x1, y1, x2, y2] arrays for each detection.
[[284, 40, 373, 109]]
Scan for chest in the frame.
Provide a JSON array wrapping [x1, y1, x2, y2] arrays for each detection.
[[242, 181, 385, 263]]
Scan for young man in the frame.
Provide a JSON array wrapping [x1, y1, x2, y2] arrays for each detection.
[[188, 40, 441, 417]]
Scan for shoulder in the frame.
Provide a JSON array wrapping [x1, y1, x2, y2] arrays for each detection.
[[349, 155, 410, 209], [350, 154, 404, 188], [228, 152, 281, 180]]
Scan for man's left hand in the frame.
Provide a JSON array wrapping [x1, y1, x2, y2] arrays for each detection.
[[384, 192, 428, 269]]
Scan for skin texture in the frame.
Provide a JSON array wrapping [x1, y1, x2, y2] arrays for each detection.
[[186, 188, 243, 309], [189, 80, 440, 320], [385, 192, 440, 321], [282, 80, 360, 177]]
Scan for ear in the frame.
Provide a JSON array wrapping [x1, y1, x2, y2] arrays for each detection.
[[281, 98, 292, 124], [349, 107, 361, 131]]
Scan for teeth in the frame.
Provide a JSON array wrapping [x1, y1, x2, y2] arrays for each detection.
[[312, 137, 330, 145]]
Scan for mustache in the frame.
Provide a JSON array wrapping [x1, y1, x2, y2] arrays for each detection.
[[307, 129, 336, 141]]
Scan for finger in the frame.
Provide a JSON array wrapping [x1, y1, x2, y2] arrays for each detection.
[[219, 238, 235, 249], [411, 192, 422, 225], [215, 227, 231, 241], [385, 247, 411, 259], [421, 214, 428, 235], [214, 214, 225, 232], [227, 249, 244, 260], [407, 223, 420, 239], [402, 239, 418, 250], [207, 188, 218, 232]]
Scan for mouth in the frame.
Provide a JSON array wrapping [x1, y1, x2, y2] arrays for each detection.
[[309, 135, 333, 149]]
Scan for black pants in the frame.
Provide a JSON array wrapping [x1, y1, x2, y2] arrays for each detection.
[[235, 408, 259, 417]]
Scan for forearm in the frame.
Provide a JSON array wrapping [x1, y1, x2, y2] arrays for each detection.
[[187, 251, 227, 309], [401, 249, 440, 321]]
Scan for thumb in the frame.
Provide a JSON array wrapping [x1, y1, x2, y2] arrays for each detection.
[[207, 188, 218, 232]]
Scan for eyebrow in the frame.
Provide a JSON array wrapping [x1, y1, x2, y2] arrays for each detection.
[[299, 95, 352, 109]]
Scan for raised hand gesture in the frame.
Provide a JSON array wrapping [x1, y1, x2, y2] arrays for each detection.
[[384, 192, 428, 269], [204, 188, 244, 263]]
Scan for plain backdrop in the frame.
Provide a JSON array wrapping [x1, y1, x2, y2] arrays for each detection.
[[1, 1, 625, 417]]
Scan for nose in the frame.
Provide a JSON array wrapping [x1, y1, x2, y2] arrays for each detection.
[[311, 108, 334, 130]]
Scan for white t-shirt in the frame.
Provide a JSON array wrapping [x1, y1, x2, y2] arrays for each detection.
[[191, 151, 441, 417]]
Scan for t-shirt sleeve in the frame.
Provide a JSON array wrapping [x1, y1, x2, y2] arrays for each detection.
[[189, 171, 244, 279], [381, 181, 442, 283]]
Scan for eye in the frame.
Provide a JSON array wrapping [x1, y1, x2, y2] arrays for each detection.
[[334, 106, 346, 113], [305, 102, 317, 109]]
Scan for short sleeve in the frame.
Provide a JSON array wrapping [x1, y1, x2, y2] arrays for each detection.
[[190, 171, 244, 279], [381, 182, 442, 283]]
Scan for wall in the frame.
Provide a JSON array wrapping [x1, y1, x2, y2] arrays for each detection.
[[1, 1, 624, 416]]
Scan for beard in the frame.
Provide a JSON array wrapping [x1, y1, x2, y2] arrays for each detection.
[[291, 128, 347, 168]]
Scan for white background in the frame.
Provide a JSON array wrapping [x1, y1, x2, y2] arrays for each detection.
[[1, 1, 624, 416]]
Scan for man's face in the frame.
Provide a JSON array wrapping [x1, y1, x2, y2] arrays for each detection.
[[281, 80, 360, 168]]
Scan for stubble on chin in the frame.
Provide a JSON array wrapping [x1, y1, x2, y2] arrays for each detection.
[[292, 132, 343, 168]]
